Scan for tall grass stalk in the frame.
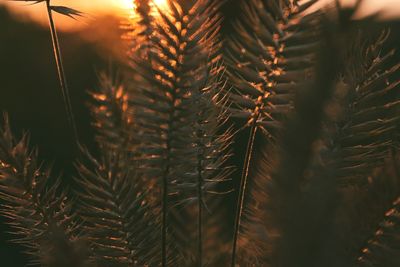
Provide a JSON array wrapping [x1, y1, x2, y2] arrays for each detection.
[[230, 120, 257, 267], [1, 1, 400, 266], [197, 159, 203, 267], [45, 0, 79, 144]]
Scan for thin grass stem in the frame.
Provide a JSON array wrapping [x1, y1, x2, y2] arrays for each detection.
[[197, 133, 204, 267], [230, 120, 258, 267], [162, 124, 172, 267], [45, 0, 79, 145]]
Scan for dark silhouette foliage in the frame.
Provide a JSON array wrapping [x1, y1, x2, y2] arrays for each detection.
[[0, 0, 399, 266]]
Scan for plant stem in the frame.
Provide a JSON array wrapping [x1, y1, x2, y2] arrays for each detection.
[[198, 191, 203, 267], [197, 135, 204, 267], [45, 0, 79, 145], [230, 121, 258, 267], [162, 116, 175, 267], [162, 162, 169, 267]]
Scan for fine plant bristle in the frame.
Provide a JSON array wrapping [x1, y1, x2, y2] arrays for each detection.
[[226, 1, 322, 265], [74, 147, 162, 266], [1, 0, 399, 266], [89, 73, 133, 153], [0, 115, 83, 265], [127, 0, 229, 265]]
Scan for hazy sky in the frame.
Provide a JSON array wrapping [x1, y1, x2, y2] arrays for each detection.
[[0, 0, 134, 30], [1, 0, 399, 30]]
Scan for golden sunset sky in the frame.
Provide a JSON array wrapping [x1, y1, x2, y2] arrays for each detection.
[[0, 0, 399, 30], [0, 0, 135, 30]]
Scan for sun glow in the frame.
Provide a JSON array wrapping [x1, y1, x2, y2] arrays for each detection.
[[153, 0, 169, 9], [119, 0, 169, 11], [118, 0, 170, 16], [120, 0, 136, 10], [4, 0, 400, 31]]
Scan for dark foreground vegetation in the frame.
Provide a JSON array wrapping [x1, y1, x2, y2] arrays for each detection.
[[1, 1, 400, 266]]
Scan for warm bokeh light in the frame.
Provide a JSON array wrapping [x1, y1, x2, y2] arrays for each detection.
[[154, 0, 168, 9], [0, 0, 399, 31], [118, 0, 168, 12], [120, 0, 135, 10]]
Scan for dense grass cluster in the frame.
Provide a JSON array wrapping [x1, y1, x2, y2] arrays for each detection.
[[0, 0, 399, 266]]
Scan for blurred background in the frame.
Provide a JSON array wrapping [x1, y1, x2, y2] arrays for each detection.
[[0, 0, 399, 265]]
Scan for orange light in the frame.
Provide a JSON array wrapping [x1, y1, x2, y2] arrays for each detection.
[[124, 0, 168, 10], [120, 0, 136, 10], [154, 0, 168, 8], [120, 0, 169, 14]]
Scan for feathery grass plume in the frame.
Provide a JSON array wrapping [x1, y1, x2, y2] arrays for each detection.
[[356, 196, 400, 266], [178, 69, 234, 266], [85, 74, 166, 266], [226, 0, 321, 134], [2, 0, 400, 266], [332, 29, 400, 186], [8, 0, 81, 145], [327, 26, 400, 265], [89, 73, 133, 153], [225, 0, 322, 265], [235, 2, 400, 265], [74, 148, 164, 266], [234, 9, 345, 265], [127, 0, 227, 264], [336, 157, 400, 266], [131, 0, 154, 57], [0, 115, 83, 265]]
